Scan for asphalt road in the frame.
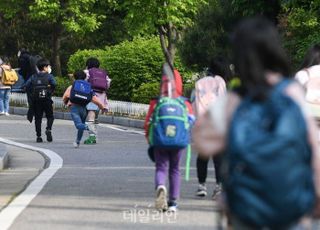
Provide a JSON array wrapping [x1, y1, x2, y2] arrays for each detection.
[[0, 115, 219, 229]]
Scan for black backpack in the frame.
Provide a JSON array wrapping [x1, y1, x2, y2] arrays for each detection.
[[31, 73, 50, 101]]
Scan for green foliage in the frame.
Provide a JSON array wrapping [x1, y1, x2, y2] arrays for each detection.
[[122, 0, 207, 35], [68, 37, 192, 102], [54, 76, 72, 97], [132, 82, 160, 104], [179, 0, 232, 70], [29, 0, 105, 34], [281, 1, 320, 67]]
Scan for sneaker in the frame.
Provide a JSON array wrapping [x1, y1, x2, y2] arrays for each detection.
[[0, 112, 4, 115], [73, 142, 80, 148], [167, 200, 178, 212], [84, 135, 96, 145], [155, 185, 168, 211], [36, 137, 43, 143], [4, 112, 9, 116], [212, 184, 222, 200], [196, 183, 207, 197], [45, 129, 53, 142]]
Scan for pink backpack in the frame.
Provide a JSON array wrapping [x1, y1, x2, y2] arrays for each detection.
[[192, 76, 226, 117], [88, 68, 110, 92]]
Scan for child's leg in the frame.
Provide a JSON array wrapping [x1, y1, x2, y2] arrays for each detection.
[[154, 148, 170, 187], [71, 106, 88, 143], [197, 155, 210, 184], [43, 100, 54, 131], [168, 148, 184, 201], [154, 148, 170, 211], [87, 110, 96, 133], [84, 110, 97, 144], [34, 105, 44, 138]]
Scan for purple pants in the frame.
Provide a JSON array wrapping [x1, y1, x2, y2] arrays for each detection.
[[154, 148, 184, 201]]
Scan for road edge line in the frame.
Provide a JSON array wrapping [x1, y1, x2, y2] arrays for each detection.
[[0, 137, 63, 230]]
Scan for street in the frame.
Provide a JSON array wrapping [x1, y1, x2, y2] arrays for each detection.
[[0, 115, 219, 229]]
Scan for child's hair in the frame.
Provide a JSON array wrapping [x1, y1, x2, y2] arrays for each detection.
[[36, 58, 50, 71], [74, 70, 86, 80], [232, 17, 291, 99], [1, 56, 10, 65], [300, 44, 320, 69], [208, 56, 232, 83], [86, 57, 100, 69]]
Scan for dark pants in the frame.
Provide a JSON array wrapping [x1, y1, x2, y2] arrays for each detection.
[[34, 99, 54, 137], [197, 154, 222, 184]]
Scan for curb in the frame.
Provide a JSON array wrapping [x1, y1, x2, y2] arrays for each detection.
[[9, 107, 144, 129], [0, 144, 9, 170]]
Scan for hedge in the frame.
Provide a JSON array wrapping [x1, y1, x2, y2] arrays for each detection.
[[68, 37, 193, 102]]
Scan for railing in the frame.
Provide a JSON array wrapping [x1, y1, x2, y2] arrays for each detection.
[[10, 93, 149, 118]]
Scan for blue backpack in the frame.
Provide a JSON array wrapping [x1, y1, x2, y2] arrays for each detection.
[[226, 80, 315, 228], [148, 97, 190, 149], [70, 80, 93, 106]]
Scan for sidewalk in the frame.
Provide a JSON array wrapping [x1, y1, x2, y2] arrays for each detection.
[[0, 145, 45, 210]]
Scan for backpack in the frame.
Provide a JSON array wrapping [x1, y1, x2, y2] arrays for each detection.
[[1, 68, 18, 86], [88, 68, 108, 92], [192, 76, 226, 117], [31, 73, 50, 101], [70, 80, 93, 106], [226, 80, 315, 228], [148, 97, 190, 149]]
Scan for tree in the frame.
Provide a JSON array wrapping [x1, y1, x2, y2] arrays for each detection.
[[122, 0, 207, 68], [28, 0, 106, 76], [280, 0, 320, 67], [179, 0, 283, 70]]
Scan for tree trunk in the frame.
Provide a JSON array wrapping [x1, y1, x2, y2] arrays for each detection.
[[159, 25, 175, 70], [52, 24, 62, 76]]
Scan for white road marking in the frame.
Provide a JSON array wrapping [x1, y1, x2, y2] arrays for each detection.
[[98, 123, 145, 135], [0, 138, 63, 230]]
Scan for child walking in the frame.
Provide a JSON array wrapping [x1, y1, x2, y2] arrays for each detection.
[[145, 65, 194, 212], [24, 58, 56, 143], [62, 70, 105, 148]]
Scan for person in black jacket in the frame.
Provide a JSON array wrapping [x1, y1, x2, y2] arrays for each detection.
[[24, 58, 56, 143]]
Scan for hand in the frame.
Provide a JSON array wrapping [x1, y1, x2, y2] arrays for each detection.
[[101, 108, 108, 114]]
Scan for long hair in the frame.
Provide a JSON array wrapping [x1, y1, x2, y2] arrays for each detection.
[[208, 56, 232, 83], [232, 17, 291, 99], [300, 44, 320, 69]]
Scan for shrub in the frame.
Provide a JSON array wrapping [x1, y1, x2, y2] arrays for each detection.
[[54, 76, 72, 97], [68, 37, 193, 102], [132, 82, 160, 104]]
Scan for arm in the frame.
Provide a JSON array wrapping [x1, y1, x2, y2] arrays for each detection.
[[285, 82, 320, 197], [91, 95, 105, 110], [62, 86, 72, 105], [144, 99, 157, 140], [48, 74, 56, 92]]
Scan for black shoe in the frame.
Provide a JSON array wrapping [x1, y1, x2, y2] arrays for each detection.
[[45, 129, 52, 142], [36, 137, 43, 143]]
